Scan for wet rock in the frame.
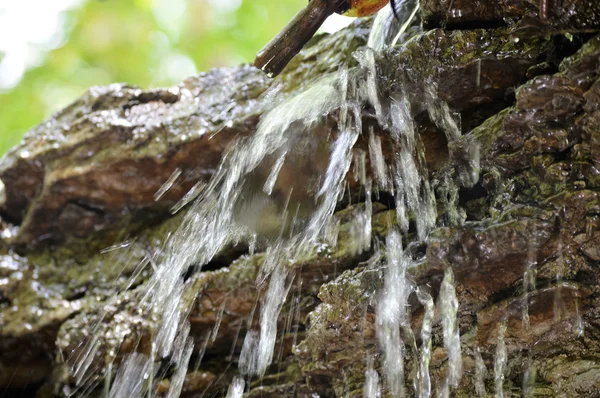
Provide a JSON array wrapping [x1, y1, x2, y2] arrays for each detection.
[[1, 9, 600, 398], [378, 27, 553, 112], [421, 0, 600, 33], [0, 212, 186, 389], [0, 23, 370, 251], [295, 31, 600, 398], [0, 22, 554, 252]]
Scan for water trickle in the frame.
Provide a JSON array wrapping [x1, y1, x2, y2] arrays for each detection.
[[494, 321, 508, 398], [364, 358, 382, 398], [522, 357, 536, 398], [389, 97, 436, 239], [225, 376, 245, 398], [522, 223, 538, 329], [255, 266, 292, 376], [263, 152, 287, 195], [377, 230, 410, 397], [367, 0, 421, 51], [154, 168, 182, 201], [170, 180, 205, 214], [349, 181, 373, 255], [166, 335, 194, 398], [367, 3, 397, 51], [369, 131, 390, 191], [416, 288, 434, 398], [0, 178, 6, 208], [574, 296, 584, 337], [109, 353, 151, 398], [474, 348, 487, 397], [438, 268, 463, 389], [353, 149, 368, 186]]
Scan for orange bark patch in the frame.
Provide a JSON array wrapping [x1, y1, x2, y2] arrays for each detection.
[[342, 0, 389, 17]]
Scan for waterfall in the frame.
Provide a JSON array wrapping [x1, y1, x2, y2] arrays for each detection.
[[68, 2, 477, 396]]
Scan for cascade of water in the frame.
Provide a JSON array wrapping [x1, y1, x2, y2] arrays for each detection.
[[71, 65, 370, 395], [71, 2, 478, 394]]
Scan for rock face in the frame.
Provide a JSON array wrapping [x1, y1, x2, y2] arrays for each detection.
[[0, 1, 599, 397]]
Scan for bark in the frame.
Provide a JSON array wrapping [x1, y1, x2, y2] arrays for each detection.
[[0, 1, 599, 397]]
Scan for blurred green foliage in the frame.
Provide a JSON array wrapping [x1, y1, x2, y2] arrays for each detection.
[[0, 0, 306, 155]]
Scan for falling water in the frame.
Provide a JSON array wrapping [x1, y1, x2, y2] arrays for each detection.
[[70, 64, 369, 395], [367, 0, 421, 51], [364, 357, 382, 398], [416, 288, 434, 398], [154, 168, 182, 201], [574, 298, 584, 336], [69, 1, 479, 395], [522, 221, 538, 329], [369, 2, 468, 396], [438, 268, 463, 389], [474, 348, 487, 397], [225, 376, 245, 398], [377, 230, 410, 397], [522, 357, 536, 398], [494, 321, 508, 398]]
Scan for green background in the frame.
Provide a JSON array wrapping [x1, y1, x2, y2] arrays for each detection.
[[0, 0, 307, 155]]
